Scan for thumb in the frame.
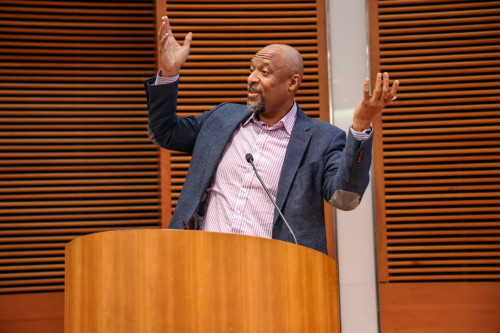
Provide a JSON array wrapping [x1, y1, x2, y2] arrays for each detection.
[[183, 32, 193, 50]]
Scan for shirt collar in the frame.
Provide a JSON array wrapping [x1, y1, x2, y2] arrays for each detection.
[[244, 101, 297, 135]]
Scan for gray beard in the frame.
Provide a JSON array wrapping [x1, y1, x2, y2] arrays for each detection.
[[247, 96, 265, 115]]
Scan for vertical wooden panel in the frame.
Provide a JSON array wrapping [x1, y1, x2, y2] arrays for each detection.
[[371, 0, 500, 284], [369, 0, 500, 331]]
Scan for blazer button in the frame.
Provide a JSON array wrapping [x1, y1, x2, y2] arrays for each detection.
[[356, 149, 364, 163]]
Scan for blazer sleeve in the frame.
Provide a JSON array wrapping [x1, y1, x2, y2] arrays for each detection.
[[322, 129, 373, 211], [144, 76, 207, 153]]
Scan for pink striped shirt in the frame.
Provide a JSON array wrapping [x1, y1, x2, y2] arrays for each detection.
[[201, 104, 298, 239]]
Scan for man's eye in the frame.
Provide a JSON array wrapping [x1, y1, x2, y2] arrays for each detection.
[[262, 70, 269, 75], [249, 68, 254, 73]]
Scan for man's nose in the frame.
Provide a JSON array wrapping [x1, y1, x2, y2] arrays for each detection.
[[247, 70, 259, 84]]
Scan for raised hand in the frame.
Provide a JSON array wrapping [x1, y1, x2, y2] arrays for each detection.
[[352, 72, 399, 132], [158, 16, 192, 77]]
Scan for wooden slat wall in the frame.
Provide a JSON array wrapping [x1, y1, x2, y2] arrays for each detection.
[[369, 1, 500, 332], [162, 0, 333, 253], [371, 0, 500, 283], [0, 0, 159, 295], [0, 1, 330, 331]]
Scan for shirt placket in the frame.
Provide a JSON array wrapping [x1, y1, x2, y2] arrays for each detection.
[[230, 123, 269, 234]]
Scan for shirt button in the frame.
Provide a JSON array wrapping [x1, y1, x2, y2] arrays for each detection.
[[235, 211, 240, 215]]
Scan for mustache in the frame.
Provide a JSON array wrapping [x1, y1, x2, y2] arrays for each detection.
[[247, 84, 262, 93]]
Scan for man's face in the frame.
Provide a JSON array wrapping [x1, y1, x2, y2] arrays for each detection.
[[247, 47, 291, 115]]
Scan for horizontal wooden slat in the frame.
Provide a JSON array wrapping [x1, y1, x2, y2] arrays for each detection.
[[389, 259, 500, 266], [169, 17, 317, 24], [0, 264, 65, 272], [0, 286, 63, 293], [386, 214, 500, 223], [387, 199, 500, 208], [0, 226, 156, 236], [0, 197, 159, 208], [388, 251, 500, 259], [382, 45, 500, 57], [0, 205, 159, 215], [0, 145, 154, 151], [165, 0, 311, 2], [388, 230, 499, 237], [379, 8, 500, 21], [0, 178, 158, 186], [379, 38, 500, 50], [388, 244, 500, 252], [386, 207, 500, 215], [386, 191, 500, 200], [167, 3, 315, 10], [0, 277, 64, 286], [388, 275, 500, 281], [166, 10, 317, 18], [382, 141, 500, 149], [0, 212, 159, 223], [389, 267, 500, 274], [1, 34, 153, 42], [387, 223, 500, 231], [0, 185, 158, 193], [0, 20, 153, 29], [1, 0, 151, 8], [155, 24, 317, 32], [380, 23, 500, 35], [0, 257, 62, 265], [387, 237, 500, 244], [0, 220, 159, 229], [384, 169, 499, 178], [1, 6, 152, 15], [0, 149, 156, 159], [1, 192, 158, 201], [379, 1, 500, 12]]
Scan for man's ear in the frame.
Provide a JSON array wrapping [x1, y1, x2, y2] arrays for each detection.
[[289, 74, 302, 92]]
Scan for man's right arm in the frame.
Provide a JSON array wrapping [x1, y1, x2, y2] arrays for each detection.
[[145, 16, 199, 152], [145, 72, 206, 153]]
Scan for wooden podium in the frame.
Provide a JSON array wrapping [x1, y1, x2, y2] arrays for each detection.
[[65, 229, 340, 332]]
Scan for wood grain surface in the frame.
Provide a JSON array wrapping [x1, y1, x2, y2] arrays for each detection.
[[65, 229, 340, 332]]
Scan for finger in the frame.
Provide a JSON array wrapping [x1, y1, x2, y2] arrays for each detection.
[[391, 79, 399, 97], [183, 32, 193, 50], [157, 19, 166, 41], [165, 16, 173, 36], [363, 77, 370, 100], [384, 78, 399, 98], [385, 79, 400, 104], [372, 73, 382, 100], [382, 72, 390, 98], [160, 33, 168, 54]]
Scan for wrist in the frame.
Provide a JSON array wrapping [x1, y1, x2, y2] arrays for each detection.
[[352, 121, 371, 132], [161, 68, 180, 77]]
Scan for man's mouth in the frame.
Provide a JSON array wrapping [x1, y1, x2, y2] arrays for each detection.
[[248, 86, 261, 99]]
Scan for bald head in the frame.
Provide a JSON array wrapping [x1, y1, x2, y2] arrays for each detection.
[[255, 44, 304, 79]]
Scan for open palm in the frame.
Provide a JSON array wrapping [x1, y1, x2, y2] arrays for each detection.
[[158, 16, 192, 77]]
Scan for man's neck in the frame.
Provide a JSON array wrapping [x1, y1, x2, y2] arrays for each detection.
[[258, 100, 295, 126]]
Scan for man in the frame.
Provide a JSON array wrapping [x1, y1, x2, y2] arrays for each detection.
[[144, 16, 399, 253]]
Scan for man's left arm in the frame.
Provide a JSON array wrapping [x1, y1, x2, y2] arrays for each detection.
[[325, 72, 399, 211]]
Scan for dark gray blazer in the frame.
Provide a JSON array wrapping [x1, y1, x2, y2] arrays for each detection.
[[145, 78, 373, 254]]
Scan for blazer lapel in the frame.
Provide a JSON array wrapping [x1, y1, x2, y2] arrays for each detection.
[[274, 106, 312, 223]]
